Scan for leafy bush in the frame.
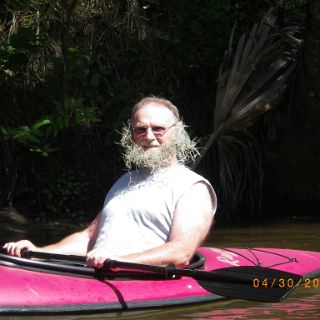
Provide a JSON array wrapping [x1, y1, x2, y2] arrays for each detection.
[[0, 0, 306, 220]]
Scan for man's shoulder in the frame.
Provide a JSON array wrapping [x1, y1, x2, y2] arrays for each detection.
[[176, 167, 217, 214], [175, 165, 208, 182]]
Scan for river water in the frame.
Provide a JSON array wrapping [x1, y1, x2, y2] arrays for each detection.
[[1, 218, 319, 320]]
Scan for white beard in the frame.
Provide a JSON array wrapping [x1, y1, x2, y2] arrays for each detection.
[[122, 141, 176, 172], [120, 121, 199, 172]]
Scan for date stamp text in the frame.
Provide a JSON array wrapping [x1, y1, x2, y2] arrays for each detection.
[[253, 278, 319, 289]]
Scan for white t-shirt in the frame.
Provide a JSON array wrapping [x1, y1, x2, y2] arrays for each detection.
[[93, 165, 216, 256]]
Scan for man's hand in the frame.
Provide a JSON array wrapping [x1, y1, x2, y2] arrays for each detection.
[[86, 247, 120, 269], [2, 240, 38, 257]]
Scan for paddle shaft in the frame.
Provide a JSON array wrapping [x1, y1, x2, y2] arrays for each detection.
[[22, 250, 301, 285], [104, 259, 301, 284], [105, 259, 242, 282]]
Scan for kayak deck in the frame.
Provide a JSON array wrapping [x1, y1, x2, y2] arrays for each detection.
[[0, 247, 319, 314]]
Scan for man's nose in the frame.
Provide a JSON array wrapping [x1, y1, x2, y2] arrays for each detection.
[[145, 128, 156, 140]]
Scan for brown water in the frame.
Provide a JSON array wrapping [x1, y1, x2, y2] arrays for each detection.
[[1, 218, 320, 320]]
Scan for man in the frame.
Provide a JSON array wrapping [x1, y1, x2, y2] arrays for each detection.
[[3, 97, 217, 268]]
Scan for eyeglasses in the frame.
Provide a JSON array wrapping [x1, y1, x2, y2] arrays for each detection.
[[133, 123, 176, 138]]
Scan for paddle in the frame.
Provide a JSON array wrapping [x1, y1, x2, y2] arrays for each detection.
[[104, 259, 302, 302], [22, 250, 302, 302]]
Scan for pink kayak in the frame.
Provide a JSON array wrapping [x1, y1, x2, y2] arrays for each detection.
[[0, 247, 319, 314]]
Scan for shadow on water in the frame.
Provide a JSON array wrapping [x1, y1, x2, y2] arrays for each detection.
[[0, 216, 319, 320]]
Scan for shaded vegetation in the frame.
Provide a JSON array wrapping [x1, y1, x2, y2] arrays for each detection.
[[0, 0, 311, 222], [194, 11, 301, 218]]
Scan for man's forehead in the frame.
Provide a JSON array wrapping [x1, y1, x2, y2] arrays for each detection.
[[132, 102, 176, 124]]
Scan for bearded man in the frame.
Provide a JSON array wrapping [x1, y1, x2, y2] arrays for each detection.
[[3, 97, 217, 268]]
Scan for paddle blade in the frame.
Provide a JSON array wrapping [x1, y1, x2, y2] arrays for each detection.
[[196, 266, 302, 302]]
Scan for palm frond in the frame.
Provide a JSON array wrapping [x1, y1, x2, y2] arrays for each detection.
[[194, 11, 301, 217]]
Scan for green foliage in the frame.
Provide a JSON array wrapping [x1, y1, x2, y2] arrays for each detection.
[[0, 0, 307, 219], [39, 172, 91, 221], [0, 27, 40, 79], [0, 118, 53, 156]]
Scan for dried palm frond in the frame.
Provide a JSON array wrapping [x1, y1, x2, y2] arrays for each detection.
[[193, 11, 301, 217]]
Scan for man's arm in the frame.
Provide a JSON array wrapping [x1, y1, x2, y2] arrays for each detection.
[[86, 182, 216, 268], [3, 213, 101, 257]]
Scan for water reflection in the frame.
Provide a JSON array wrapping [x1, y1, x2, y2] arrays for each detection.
[[4, 290, 319, 320], [189, 290, 320, 320], [1, 218, 319, 320]]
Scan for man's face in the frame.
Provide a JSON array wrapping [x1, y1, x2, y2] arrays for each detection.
[[131, 102, 177, 154], [120, 102, 197, 171]]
